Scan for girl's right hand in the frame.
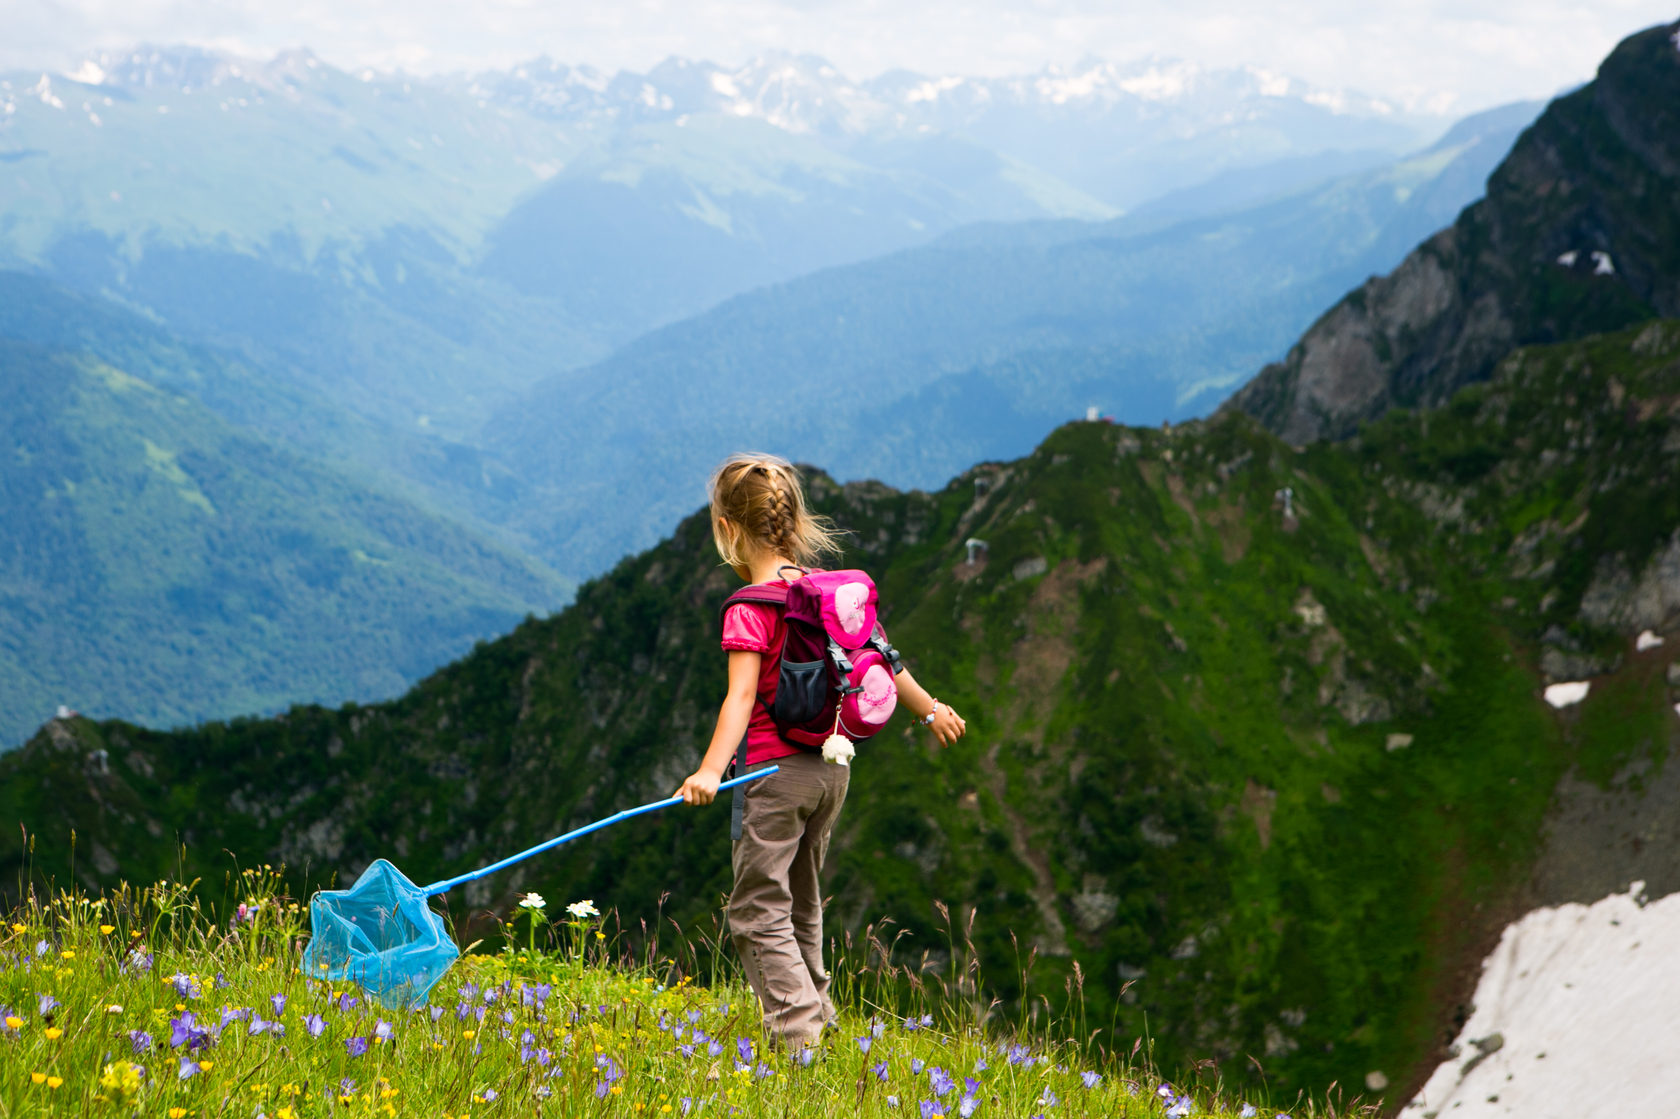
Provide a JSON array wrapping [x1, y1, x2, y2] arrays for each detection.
[[676, 769, 722, 806]]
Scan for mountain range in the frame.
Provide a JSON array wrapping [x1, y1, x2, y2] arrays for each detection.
[[482, 98, 1540, 572], [0, 40, 1534, 737]]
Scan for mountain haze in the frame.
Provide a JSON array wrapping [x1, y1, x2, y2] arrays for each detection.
[[0, 39, 1518, 739], [485, 99, 1538, 573], [467, 50, 1440, 209]]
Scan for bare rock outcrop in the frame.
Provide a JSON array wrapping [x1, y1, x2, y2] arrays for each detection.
[[1224, 20, 1680, 443]]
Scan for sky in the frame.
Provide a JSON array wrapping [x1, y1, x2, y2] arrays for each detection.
[[6, 0, 1678, 115]]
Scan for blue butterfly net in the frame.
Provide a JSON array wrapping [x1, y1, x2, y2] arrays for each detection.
[[302, 859, 459, 1010]]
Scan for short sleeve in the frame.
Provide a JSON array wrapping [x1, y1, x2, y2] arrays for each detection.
[[721, 603, 775, 652]]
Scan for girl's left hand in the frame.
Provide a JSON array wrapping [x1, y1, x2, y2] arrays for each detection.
[[929, 704, 967, 748], [675, 769, 721, 805]]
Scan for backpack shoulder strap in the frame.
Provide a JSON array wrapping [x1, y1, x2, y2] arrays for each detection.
[[718, 583, 790, 630], [720, 584, 789, 844]]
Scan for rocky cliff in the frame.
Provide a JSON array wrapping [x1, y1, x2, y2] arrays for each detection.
[[1225, 20, 1680, 443]]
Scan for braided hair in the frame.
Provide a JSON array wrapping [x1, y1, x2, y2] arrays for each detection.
[[709, 453, 843, 575]]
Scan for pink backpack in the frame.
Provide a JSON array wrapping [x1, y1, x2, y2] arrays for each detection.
[[721, 567, 902, 754]]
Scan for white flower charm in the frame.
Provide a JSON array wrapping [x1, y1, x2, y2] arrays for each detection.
[[821, 732, 855, 767], [566, 899, 601, 919], [517, 892, 547, 911]]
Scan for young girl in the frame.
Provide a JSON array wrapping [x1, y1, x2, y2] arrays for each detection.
[[676, 453, 967, 1049]]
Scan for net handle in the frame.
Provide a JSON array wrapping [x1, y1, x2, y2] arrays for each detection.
[[420, 766, 778, 897]]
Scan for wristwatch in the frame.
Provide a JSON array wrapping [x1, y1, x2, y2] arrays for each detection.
[[920, 700, 941, 726]]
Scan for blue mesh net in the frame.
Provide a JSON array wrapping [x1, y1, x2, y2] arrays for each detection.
[[302, 768, 777, 1008], [302, 859, 459, 1010]]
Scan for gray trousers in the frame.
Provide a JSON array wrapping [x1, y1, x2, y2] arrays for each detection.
[[727, 752, 850, 1047]]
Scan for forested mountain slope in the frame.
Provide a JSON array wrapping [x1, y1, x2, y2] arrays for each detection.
[[7, 320, 1677, 1101], [0, 310, 569, 746], [1225, 19, 1680, 443]]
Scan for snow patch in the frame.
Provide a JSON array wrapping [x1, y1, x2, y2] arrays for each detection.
[[1249, 67, 1291, 97], [708, 72, 739, 98], [1542, 681, 1589, 708], [1304, 89, 1350, 115], [1405, 882, 1680, 1116], [1591, 250, 1615, 276], [1555, 250, 1578, 267], [30, 75, 64, 109], [1115, 61, 1201, 101], [1635, 629, 1664, 651], [66, 60, 106, 85], [904, 75, 965, 104]]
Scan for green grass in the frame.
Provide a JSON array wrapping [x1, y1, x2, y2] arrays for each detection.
[[0, 873, 1348, 1119]]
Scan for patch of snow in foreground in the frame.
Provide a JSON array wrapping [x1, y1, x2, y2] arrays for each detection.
[[1405, 882, 1680, 1117], [1634, 629, 1663, 651], [1542, 681, 1589, 708]]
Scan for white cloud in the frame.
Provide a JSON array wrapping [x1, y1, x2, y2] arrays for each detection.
[[5, 0, 1676, 113]]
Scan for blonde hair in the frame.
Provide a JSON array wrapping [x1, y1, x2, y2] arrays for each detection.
[[708, 453, 843, 573]]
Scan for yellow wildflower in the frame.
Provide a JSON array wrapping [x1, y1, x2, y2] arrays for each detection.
[[47, 1076, 63, 1089], [101, 1061, 143, 1102], [100, 924, 115, 935], [278, 1109, 297, 1119], [43, 1027, 63, 1040], [59, 950, 74, 960], [9, 923, 24, 934], [5, 1016, 22, 1029], [462, 1029, 475, 1039], [198, 1061, 213, 1072], [31, 1072, 46, 1085], [170, 1109, 188, 1119]]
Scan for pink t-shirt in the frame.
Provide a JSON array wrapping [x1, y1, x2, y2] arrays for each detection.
[[721, 587, 805, 767]]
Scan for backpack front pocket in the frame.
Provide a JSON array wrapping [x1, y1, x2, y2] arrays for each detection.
[[771, 659, 829, 725]]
